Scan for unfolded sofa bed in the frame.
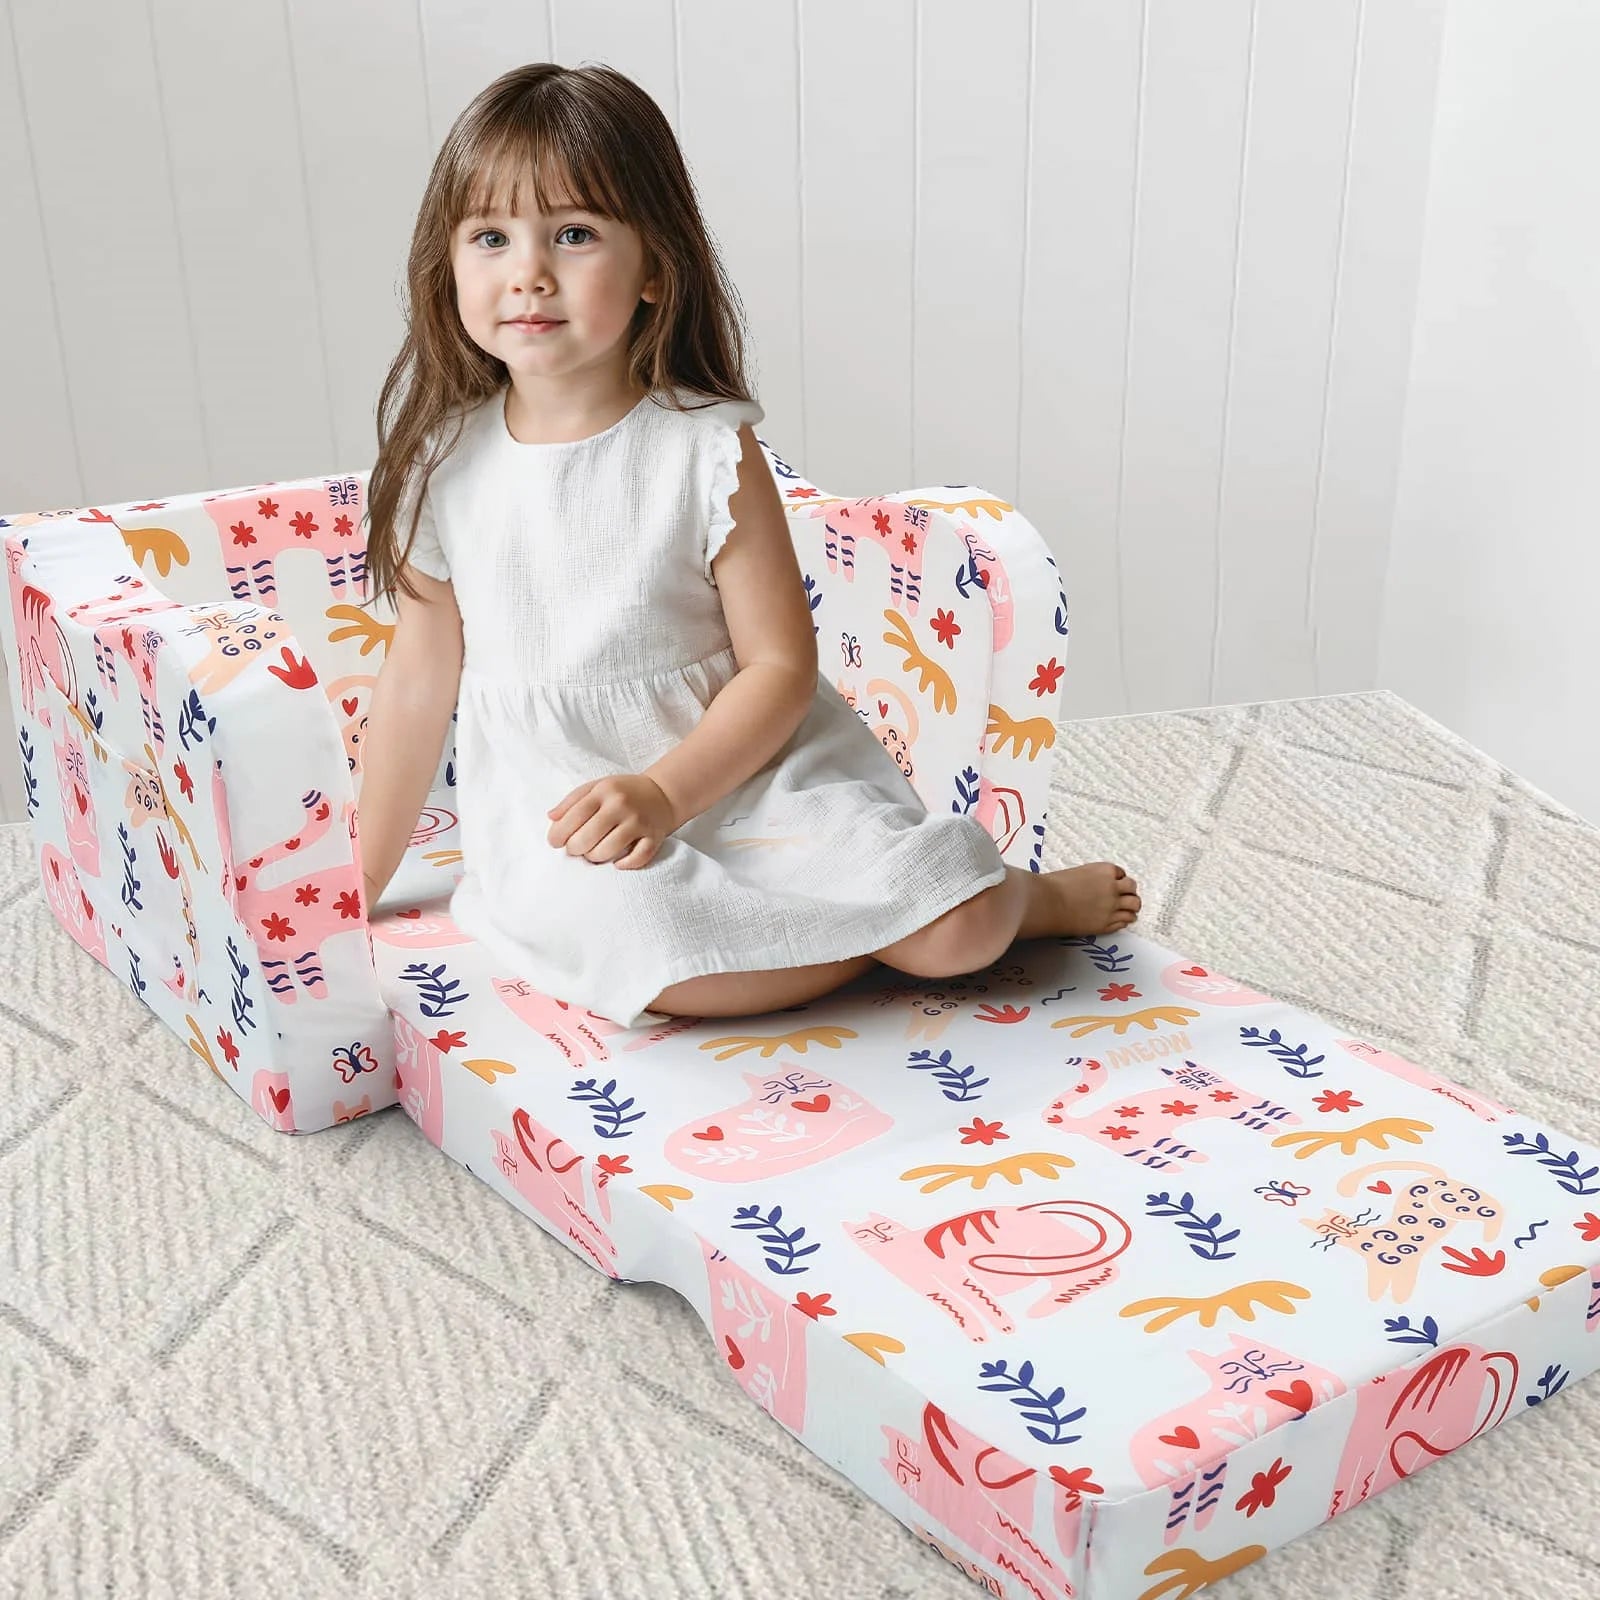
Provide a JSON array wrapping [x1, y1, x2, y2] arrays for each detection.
[[5, 431, 1597, 1600]]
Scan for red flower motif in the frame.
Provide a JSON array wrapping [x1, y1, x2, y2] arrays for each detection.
[[1030, 657, 1064, 696], [1161, 1100, 1199, 1118], [262, 912, 294, 942], [335, 891, 362, 919], [872, 509, 891, 535], [1113, 1105, 1144, 1119], [973, 1003, 1030, 1024], [216, 1029, 240, 1067], [931, 607, 961, 647], [334, 513, 354, 538], [1101, 982, 1139, 1002], [174, 759, 194, 803], [1314, 1088, 1363, 1114], [294, 884, 321, 906], [268, 647, 318, 689], [787, 486, 822, 500], [1235, 1457, 1291, 1517], [290, 509, 318, 540], [429, 1030, 467, 1053], [1442, 1246, 1505, 1277], [1208, 1090, 1238, 1103], [1102, 1124, 1135, 1141], [959, 1118, 1008, 1146], [794, 1291, 837, 1320], [257, 496, 280, 518], [1049, 1464, 1104, 1502], [901, 531, 917, 552], [230, 522, 257, 547], [1577, 1213, 1600, 1243]]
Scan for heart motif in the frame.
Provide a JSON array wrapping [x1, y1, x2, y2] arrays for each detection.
[[724, 1335, 745, 1371], [75, 788, 88, 815], [1369, 1181, 1392, 1194], [1182, 967, 1208, 977], [693, 1126, 725, 1142], [48, 858, 61, 881], [1159, 1425, 1200, 1450], [397, 909, 421, 920], [270, 1087, 290, 1113], [792, 1095, 831, 1114], [285, 837, 300, 852], [234, 874, 247, 893], [877, 700, 889, 718], [1266, 1379, 1314, 1414], [341, 696, 359, 716]]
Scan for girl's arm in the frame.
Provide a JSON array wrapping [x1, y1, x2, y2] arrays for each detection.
[[645, 425, 819, 826], [356, 566, 464, 910]]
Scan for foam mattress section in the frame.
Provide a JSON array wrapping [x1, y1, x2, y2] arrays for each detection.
[[372, 909, 1600, 1600]]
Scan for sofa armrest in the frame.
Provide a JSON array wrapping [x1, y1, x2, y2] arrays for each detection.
[[765, 441, 1067, 870], [2, 509, 394, 1134]]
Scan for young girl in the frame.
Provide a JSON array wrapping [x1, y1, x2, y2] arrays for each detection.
[[356, 61, 1140, 1030]]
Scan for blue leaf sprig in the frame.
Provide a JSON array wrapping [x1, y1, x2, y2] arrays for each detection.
[[1146, 1191, 1239, 1261], [1525, 1364, 1569, 1407], [977, 1358, 1087, 1447], [569, 1078, 645, 1141], [1501, 1130, 1600, 1197], [401, 962, 468, 1019], [1383, 1314, 1440, 1348], [907, 1047, 989, 1103], [1238, 1027, 1325, 1079], [732, 1204, 820, 1275]]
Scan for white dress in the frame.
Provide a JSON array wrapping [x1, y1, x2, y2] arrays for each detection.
[[396, 382, 1008, 1028]]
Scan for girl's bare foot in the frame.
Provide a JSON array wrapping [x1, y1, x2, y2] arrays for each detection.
[[1020, 862, 1142, 939]]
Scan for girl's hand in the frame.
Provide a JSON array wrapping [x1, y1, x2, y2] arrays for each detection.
[[547, 774, 679, 869]]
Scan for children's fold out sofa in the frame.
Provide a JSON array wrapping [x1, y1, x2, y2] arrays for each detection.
[[5, 430, 1598, 1600]]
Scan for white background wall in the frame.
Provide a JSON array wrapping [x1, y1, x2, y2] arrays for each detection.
[[5, 1, 1584, 829], [1384, 0, 1600, 826]]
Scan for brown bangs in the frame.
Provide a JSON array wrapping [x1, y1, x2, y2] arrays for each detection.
[[457, 121, 623, 228]]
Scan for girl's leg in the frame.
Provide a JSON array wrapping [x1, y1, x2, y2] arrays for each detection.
[[647, 953, 881, 1018]]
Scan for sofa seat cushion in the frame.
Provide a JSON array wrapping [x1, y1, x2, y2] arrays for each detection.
[[369, 902, 1600, 1598]]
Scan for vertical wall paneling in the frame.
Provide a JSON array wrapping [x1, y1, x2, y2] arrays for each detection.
[[1209, 0, 1360, 708], [1116, 0, 1254, 714], [1315, 0, 1446, 698], [8, 0, 211, 504], [0, 10, 81, 516], [1021, 1, 1145, 721], [282, 0, 434, 476], [914, 2, 1031, 503], [676, 2, 804, 450], [798, 0, 916, 500], [150, 0, 335, 494]]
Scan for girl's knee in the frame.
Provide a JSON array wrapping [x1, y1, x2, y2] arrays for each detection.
[[877, 884, 1015, 978]]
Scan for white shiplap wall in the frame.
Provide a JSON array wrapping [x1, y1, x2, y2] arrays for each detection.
[[0, 0, 1448, 825]]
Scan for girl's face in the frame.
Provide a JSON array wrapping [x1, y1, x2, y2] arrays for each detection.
[[450, 192, 660, 387]]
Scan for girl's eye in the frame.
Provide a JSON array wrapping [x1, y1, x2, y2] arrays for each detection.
[[470, 226, 594, 248]]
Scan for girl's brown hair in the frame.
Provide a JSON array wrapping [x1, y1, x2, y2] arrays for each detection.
[[363, 61, 757, 608]]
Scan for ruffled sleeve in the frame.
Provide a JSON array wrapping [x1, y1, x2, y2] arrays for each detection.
[[396, 469, 450, 582], [698, 396, 766, 588]]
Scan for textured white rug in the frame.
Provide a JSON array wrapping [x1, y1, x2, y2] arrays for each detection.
[[2, 688, 1598, 1600]]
